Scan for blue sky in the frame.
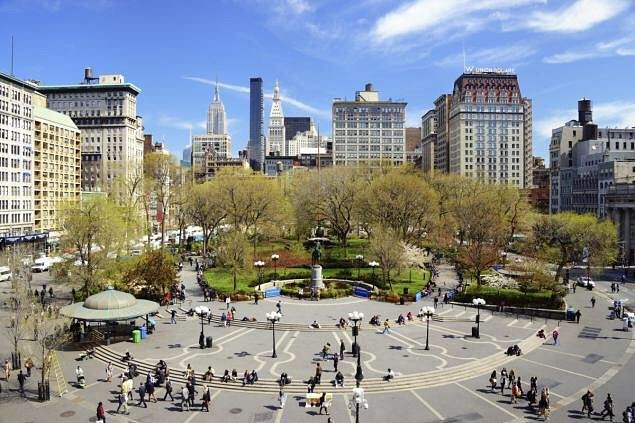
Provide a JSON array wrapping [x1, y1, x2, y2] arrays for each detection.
[[1, 0, 634, 160]]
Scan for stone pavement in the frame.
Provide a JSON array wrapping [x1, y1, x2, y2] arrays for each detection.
[[0, 261, 633, 423]]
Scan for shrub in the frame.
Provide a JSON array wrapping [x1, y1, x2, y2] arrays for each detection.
[[454, 286, 564, 310]]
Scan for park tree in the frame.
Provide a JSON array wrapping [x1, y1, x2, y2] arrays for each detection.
[[453, 185, 507, 285], [122, 249, 177, 301], [358, 167, 438, 243], [30, 309, 70, 396], [494, 185, 532, 247], [369, 228, 405, 291], [290, 167, 362, 246], [60, 197, 126, 297], [185, 180, 227, 256], [4, 286, 32, 369], [217, 230, 249, 292], [532, 212, 618, 281], [110, 166, 144, 255], [144, 152, 178, 246]]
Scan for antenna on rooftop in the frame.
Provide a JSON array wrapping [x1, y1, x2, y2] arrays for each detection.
[[10, 36, 14, 75]]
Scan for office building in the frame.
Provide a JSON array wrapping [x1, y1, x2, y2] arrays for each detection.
[[421, 109, 437, 173], [181, 144, 192, 167], [0, 72, 36, 240], [332, 83, 407, 167], [530, 157, 549, 214], [433, 94, 452, 173], [284, 117, 311, 143], [248, 77, 264, 171], [207, 82, 226, 135], [448, 71, 532, 187], [405, 127, 422, 166], [38, 68, 145, 192], [549, 99, 635, 214], [267, 81, 285, 156], [32, 94, 81, 232], [287, 122, 328, 156], [606, 184, 635, 266]]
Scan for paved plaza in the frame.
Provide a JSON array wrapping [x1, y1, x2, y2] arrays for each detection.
[[1, 262, 634, 423]]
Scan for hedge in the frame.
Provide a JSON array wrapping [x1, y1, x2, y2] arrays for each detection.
[[454, 286, 564, 310]]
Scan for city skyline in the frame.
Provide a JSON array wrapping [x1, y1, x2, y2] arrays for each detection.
[[1, 0, 634, 159]]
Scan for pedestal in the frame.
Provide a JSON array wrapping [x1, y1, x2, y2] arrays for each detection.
[[311, 265, 324, 290]]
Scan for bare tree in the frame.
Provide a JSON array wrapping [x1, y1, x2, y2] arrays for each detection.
[[4, 286, 32, 369], [31, 310, 70, 396]]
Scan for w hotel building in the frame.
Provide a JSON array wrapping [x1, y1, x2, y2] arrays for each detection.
[[448, 70, 532, 187], [332, 83, 407, 167]]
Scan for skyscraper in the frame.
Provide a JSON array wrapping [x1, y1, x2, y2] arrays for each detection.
[[284, 117, 311, 142], [207, 82, 226, 135], [248, 77, 264, 171], [447, 70, 532, 187], [267, 81, 285, 156]]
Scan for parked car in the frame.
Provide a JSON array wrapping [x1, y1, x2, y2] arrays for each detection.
[[31, 258, 53, 273], [577, 276, 596, 290], [0, 266, 12, 282]]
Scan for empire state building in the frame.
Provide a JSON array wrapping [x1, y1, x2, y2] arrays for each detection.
[[207, 83, 226, 135]]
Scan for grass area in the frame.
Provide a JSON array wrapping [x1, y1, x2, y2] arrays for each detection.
[[204, 265, 431, 295]]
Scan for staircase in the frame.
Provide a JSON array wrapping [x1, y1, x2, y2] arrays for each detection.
[[49, 351, 69, 397]]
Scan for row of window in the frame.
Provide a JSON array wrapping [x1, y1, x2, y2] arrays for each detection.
[[0, 213, 32, 224]]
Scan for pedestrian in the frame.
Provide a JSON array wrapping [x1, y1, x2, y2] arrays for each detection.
[[181, 385, 190, 411], [201, 385, 210, 412], [137, 383, 147, 408], [225, 295, 231, 310], [582, 390, 594, 417], [254, 292, 259, 304], [97, 401, 106, 422], [171, 309, 177, 325], [187, 380, 196, 406], [511, 382, 519, 404], [24, 357, 33, 378], [600, 393, 614, 421], [147, 380, 156, 402], [575, 309, 582, 324], [382, 319, 391, 334], [500, 373, 507, 394], [616, 284, 620, 293], [17, 370, 26, 395], [315, 363, 322, 384], [591, 297, 596, 308], [552, 329, 559, 346], [163, 376, 174, 401], [434, 297, 439, 309], [116, 391, 129, 415], [48, 287, 54, 298], [278, 388, 287, 409], [318, 392, 329, 415], [106, 362, 113, 382], [333, 354, 339, 372], [4, 359, 11, 381], [276, 300, 282, 314], [339, 339, 345, 360], [71, 288, 76, 302]]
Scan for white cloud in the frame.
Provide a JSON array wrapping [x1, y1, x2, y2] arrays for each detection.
[[157, 114, 202, 131], [282, 0, 313, 14], [183, 76, 329, 118], [435, 43, 537, 67], [544, 35, 635, 63], [371, 0, 542, 42], [520, 0, 630, 33]]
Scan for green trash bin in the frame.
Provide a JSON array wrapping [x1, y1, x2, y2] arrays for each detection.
[[132, 330, 141, 343]]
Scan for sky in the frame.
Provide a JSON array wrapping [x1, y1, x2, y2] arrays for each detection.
[[1, 0, 634, 160]]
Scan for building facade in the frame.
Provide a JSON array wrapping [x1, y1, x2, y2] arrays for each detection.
[[284, 117, 311, 144], [421, 109, 437, 173], [267, 81, 285, 156], [332, 83, 406, 167], [0, 72, 35, 239], [191, 133, 232, 169], [287, 122, 328, 156], [38, 69, 144, 192], [433, 94, 451, 173], [248, 77, 264, 172], [405, 127, 422, 166], [606, 184, 635, 266], [530, 156, 549, 214], [207, 83, 226, 135], [32, 97, 81, 233], [448, 71, 532, 187]]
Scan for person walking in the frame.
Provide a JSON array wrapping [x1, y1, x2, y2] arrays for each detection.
[[24, 357, 33, 378], [591, 297, 596, 308], [500, 373, 507, 394], [4, 359, 11, 381], [333, 354, 339, 372], [201, 386, 210, 412], [315, 363, 322, 384], [181, 385, 190, 411], [382, 319, 391, 334], [17, 370, 26, 396], [511, 382, 519, 404], [575, 309, 582, 324], [106, 362, 113, 382], [552, 329, 559, 346], [96, 401, 106, 422], [582, 390, 594, 417], [116, 391, 129, 415], [276, 300, 282, 314], [225, 295, 231, 310], [137, 383, 147, 408], [339, 339, 345, 360], [318, 392, 329, 415], [163, 376, 174, 401], [171, 309, 177, 325], [278, 388, 287, 409], [600, 393, 614, 421]]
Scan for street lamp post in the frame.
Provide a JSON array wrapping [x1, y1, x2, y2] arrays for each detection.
[[271, 254, 279, 279], [266, 311, 282, 358], [348, 311, 364, 359], [420, 306, 434, 350], [472, 298, 486, 338], [254, 260, 265, 288], [350, 386, 368, 423], [194, 305, 210, 349], [368, 261, 379, 289], [355, 255, 364, 279]]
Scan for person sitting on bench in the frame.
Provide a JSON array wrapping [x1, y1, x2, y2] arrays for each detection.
[[384, 368, 395, 381]]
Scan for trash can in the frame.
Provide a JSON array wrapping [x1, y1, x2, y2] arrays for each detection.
[[566, 307, 575, 321], [206, 336, 213, 348], [140, 326, 147, 339], [400, 296, 405, 305], [471, 326, 479, 338], [132, 330, 141, 344]]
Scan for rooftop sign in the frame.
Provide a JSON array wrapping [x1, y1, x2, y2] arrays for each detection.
[[464, 66, 515, 75]]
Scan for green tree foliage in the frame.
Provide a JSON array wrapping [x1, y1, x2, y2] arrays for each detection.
[[185, 180, 227, 256], [122, 249, 177, 301], [369, 228, 405, 291], [532, 212, 618, 281], [216, 230, 249, 292]]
